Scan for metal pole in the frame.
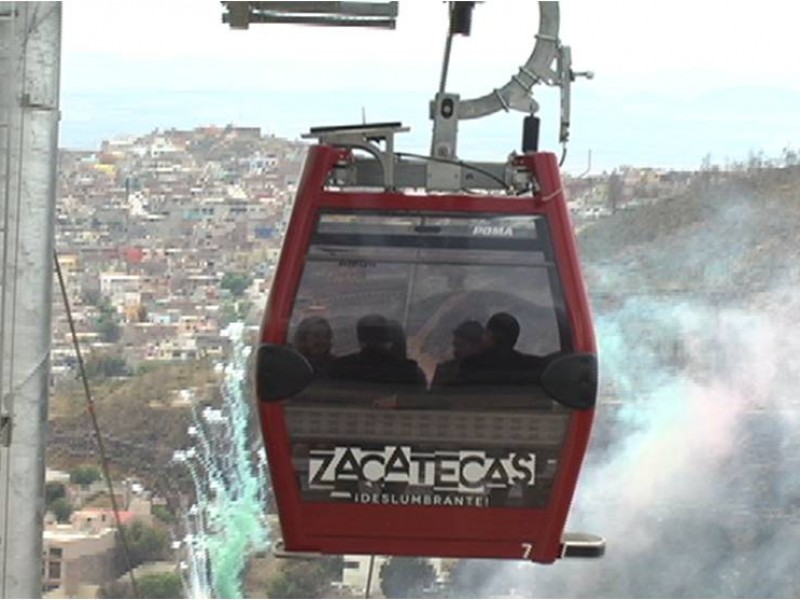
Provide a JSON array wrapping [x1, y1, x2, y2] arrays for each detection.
[[437, 4, 455, 93], [0, 3, 61, 597], [364, 554, 376, 599]]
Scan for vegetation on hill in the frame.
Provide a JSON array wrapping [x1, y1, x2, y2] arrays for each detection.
[[99, 571, 184, 599], [48, 360, 222, 502], [265, 556, 344, 598], [578, 165, 800, 301]]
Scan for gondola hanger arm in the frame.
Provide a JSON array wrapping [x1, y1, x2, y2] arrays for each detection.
[[430, 2, 593, 164], [221, 1, 592, 191]]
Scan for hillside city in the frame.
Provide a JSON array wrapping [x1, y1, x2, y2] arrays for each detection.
[[45, 123, 777, 598], [51, 125, 698, 381]]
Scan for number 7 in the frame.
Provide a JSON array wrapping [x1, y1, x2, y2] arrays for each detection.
[[521, 542, 533, 559]]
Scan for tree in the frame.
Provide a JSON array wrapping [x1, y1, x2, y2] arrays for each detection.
[[70, 465, 101, 486], [219, 299, 253, 327], [45, 481, 66, 505], [607, 171, 623, 214], [266, 556, 342, 598], [220, 272, 252, 297], [122, 520, 169, 566], [379, 557, 437, 598], [85, 353, 131, 378], [49, 497, 73, 523], [137, 572, 184, 599], [81, 288, 101, 307], [781, 145, 799, 167], [95, 298, 121, 343], [151, 504, 176, 525], [98, 573, 184, 599]]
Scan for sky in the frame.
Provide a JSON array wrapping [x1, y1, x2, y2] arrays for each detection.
[[59, 0, 800, 173]]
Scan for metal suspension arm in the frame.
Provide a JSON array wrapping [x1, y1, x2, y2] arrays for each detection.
[[430, 1, 593, 166], [458, 2, 561, 120]]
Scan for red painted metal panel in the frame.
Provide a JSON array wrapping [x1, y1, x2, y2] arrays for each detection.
[[257, 145, 596, 562]]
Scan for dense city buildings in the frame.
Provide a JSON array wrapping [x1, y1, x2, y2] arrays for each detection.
[[52, 125, 307, 379], [52, 124, 696, 379], [47, 123, 712, 597]]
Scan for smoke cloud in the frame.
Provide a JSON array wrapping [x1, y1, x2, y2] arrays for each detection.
[[469, 183, 800, 597]]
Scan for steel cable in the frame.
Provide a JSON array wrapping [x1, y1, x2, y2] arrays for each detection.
[[53, 249, 140, 598]]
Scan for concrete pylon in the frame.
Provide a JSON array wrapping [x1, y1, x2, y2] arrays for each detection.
[[0, 3, 61, 597]]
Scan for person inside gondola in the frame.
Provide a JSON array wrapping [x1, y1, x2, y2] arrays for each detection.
[[387, 319, 408, 360], [330, 314, 427, 387], [430, 320, 485, 387], [460, 312, 546, 385], [293, 316, 335, 377]]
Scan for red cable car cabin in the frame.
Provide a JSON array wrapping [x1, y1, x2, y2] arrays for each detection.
[[256, 123, 602, 563]]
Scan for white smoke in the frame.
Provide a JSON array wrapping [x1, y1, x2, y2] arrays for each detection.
[[466, 186, 800, 597]]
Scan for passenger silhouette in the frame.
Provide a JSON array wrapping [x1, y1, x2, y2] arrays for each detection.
[[330, 314, 427, 387], [460, 312, 545, 385], [431, 320, 485, 387], [293, 316, 334, 376], [387, 319, 408, 359]]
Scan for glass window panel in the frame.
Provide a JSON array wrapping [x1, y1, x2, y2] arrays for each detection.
[[290, 211, 566, 369], [282, 210, 573, 509]]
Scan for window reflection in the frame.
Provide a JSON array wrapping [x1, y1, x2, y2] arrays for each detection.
[[293, 316, 334, 376], [431, 320, 484, 387], [287, 211, 570, 407]]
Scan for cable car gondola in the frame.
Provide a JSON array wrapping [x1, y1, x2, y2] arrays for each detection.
[[242, 1, 604, 562]]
